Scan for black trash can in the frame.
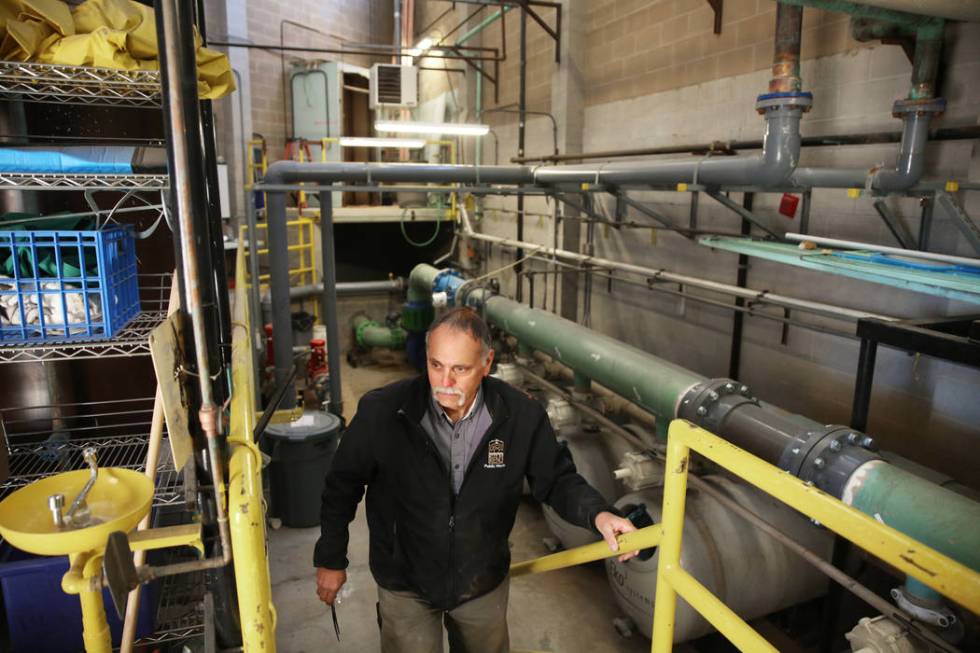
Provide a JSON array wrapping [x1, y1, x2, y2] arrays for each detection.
[[265, 411, 342, 528]]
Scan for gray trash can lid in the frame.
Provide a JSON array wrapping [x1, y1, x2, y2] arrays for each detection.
[[264, 411, 342, 442]]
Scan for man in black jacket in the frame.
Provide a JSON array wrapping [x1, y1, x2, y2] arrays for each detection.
[[314, 307, 637, 652]]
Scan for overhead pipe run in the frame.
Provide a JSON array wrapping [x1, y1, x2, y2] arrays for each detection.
[[406, 263, 980, 588], [289, 278, 406, 300]]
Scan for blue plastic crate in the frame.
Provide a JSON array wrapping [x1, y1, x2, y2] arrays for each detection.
[[0, 227, 140, 344], [0, 545, 158, 652]]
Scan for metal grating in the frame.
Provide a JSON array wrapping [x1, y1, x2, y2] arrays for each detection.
[[0, 397, 183, 509], [0, 173, 169, 191], [134, 562, 206, 646], [0, 273, 172, 364], [0, 61, 161, 108]]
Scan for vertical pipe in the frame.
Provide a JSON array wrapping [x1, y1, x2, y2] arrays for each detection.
[[850, 338, 878, 432], [769, 3, 803, 93], [267, 191, 295, 407], [688, 191, 699, 233], [157, 0, 232, 566], [910, 25, 943, 100], [799, 190, 812, 235], [515, 6, 527, 300], [918, 195, 934, 250], [318, 190, 344, 416], [728, 192, 753, 380]]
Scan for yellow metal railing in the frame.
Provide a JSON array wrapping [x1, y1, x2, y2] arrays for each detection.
[[510, 420, 980, 651], [226, 241, 277, 650], [238, 217, 318, 319]]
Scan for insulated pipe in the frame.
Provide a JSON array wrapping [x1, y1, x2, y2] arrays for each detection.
[[407, 264, 980, 579]]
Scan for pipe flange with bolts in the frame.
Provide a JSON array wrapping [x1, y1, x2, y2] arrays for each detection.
[[754, 91, 813, 114], [676, 378, 758, 434], [796, 429, 879, 498], [892, 96, 946, 118]]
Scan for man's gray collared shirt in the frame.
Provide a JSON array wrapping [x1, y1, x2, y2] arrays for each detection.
[[421, 389, 493, 494]]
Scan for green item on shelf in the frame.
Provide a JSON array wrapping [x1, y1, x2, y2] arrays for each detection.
[[0, 212, 98, 279]]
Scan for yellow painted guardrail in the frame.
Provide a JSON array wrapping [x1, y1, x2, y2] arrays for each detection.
[[510, 420, 980, 651], [238, 217, 318, 320], [226, 240, 277, 651]]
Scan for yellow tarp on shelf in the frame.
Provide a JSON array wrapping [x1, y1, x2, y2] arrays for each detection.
[[0, 0, 235, 99]]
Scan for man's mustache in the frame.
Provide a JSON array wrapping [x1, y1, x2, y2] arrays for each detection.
[[433, 386, 466, 408]]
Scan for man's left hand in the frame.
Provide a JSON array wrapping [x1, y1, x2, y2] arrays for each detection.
[[595, 511, 639, 562]]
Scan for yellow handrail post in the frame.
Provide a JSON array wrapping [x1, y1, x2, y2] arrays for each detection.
[[650, 434, 691, 651]]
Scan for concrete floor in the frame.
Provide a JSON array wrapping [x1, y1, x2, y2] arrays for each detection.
[[269, 354, 653, 652]]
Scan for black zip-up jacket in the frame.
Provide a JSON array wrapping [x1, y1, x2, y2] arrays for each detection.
[[313, 374, 616, 610]]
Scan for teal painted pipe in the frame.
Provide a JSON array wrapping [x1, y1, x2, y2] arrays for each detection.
[[352, 313, 407, 349], [847, 460, 980, 575], [410, 264, 704, 421]]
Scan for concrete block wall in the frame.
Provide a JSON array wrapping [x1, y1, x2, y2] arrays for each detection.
[[464, 14, 980, 487], [205, 0, 392, 222]]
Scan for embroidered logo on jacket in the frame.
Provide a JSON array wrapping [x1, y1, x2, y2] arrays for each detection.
[[485, 439, 505, 468]]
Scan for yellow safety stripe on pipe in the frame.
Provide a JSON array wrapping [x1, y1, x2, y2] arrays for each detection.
[[666, 420, 980, 614]]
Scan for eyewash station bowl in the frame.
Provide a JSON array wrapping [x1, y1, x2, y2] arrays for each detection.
[[0, 448, 202, 653]]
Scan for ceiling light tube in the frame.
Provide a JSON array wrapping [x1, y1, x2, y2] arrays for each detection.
[[337, 137, 427, 149], [375, 121, 490, 136]]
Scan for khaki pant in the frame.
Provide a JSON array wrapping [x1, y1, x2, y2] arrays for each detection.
[[377, 578, 510, 653]]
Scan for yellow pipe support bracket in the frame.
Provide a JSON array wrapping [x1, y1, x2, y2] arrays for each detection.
[[129, 523, 204, 557], [510, 524, 662, 578]]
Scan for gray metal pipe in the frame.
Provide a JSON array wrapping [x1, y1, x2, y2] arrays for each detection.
[[533, 104, 806, 188], [265, 189, 295, 408], [289, 278, 406, 299], [792, 110, 932, 192], [318, 191, 343, 416]]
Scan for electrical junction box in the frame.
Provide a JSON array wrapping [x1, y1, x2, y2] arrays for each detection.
[[370, 64, 418, 109]]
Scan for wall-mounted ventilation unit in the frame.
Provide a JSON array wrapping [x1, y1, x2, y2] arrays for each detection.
[[369, 64, 418, 109]]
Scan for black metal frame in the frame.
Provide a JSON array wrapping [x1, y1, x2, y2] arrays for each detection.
[[850, 314, 980, 431]]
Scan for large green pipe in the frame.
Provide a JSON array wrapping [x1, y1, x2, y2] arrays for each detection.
[[409, 264, 980, 581], [352, 313, 407, 349], [847, 461, 980, 577]]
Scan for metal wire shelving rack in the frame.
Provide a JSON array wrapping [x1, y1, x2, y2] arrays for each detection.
[[0, 172, 169, 191], [0, 61, 161, 108], [0, 396, 183, 509], [0, 272, 172, 364]]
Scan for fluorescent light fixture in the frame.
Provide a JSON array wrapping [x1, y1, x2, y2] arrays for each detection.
[[375, 120, 490, 136], [338, 137, 427, 149]]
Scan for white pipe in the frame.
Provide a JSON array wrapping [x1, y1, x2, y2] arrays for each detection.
[[846, 0, 980, 22], [785, 233, 980, 268], [457, 211, 894, 322]]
